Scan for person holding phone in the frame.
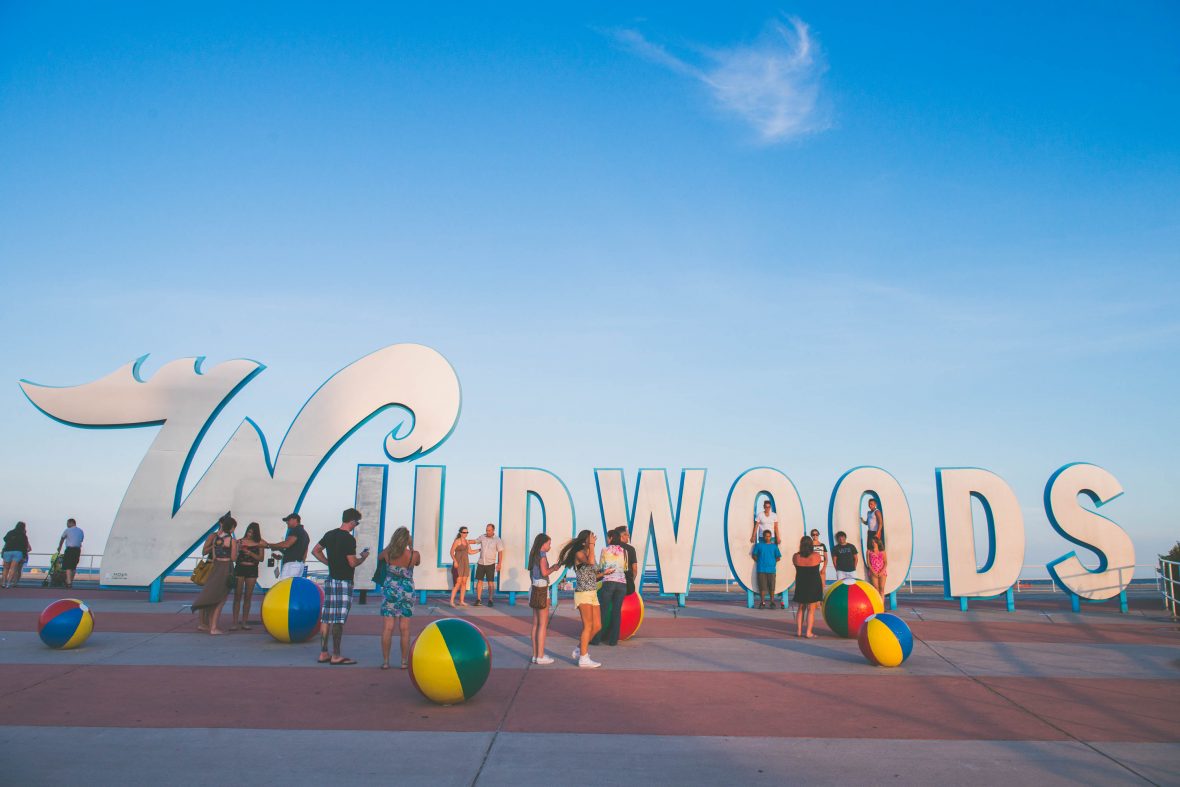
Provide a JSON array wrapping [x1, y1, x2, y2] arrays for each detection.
[[527, 534, 562, 664], [377, 526, 420, 670], [558, 530, 614, 668], [312, 507, 369, 665], [231, 522, 268, 630]]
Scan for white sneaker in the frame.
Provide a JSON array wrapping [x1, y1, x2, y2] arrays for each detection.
[[578, 654, 601, 668], [535, 655, 554, 665]]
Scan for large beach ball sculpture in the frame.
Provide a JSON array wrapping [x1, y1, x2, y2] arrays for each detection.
[[38, 599, 94, 649], [262, 577, 324, 643], [410, 618, 492, 705], [822, 578, 883, 638], [858, 613, 914, 668], [600, 592, 645, 641]]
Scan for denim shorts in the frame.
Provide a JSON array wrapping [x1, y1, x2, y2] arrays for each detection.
[[2, 550, 23, 563]]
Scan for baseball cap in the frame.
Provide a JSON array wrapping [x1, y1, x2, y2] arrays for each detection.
[[282, 513, 301, 523], [341, 507, 362, 523]]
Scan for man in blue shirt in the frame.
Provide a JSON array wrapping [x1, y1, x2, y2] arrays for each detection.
[[750, 529, 782, 609]]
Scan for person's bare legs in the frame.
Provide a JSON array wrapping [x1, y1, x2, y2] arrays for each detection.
[[398, 617, 410, 667], [231, 577, 244, 629], [457, 575, 469, 605], [13, 561, 23, 587], [796, 602, 803, 637], [381, 616, 395, 668], [450, 579, 460, 607], [586, 606, 602, 649], [535, 606, 550, 659], [240, 578, 256, 629], [805, 602, 817, 637], [209, 599, 227, 634], [577, 604, 596, 656], [1, 559, 13, 587], [197, 608, 210, 632]]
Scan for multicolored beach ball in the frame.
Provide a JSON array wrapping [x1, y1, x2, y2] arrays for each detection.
[[261, 577, 324, 643], [857, 613, 914, 667], [600, 592, 645, 641], [410, 618, 492, 705], [38, 598, 94, 649], [822, 578, 883, 638]]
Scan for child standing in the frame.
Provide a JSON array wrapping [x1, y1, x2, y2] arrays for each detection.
[[866, 537, 887, 598]]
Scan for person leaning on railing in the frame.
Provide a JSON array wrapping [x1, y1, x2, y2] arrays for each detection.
[[2, 522, 31, 589]]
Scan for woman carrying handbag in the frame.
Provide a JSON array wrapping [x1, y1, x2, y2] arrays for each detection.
[[192, 514, 238, 635]]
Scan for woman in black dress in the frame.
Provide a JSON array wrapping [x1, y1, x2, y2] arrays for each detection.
[[792, 535, 824, 638]]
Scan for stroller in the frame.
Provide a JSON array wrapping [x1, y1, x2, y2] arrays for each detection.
[[42, 552, 67, 588]]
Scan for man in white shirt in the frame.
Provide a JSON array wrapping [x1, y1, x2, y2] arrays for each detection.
[[754, 500, 780, 544], [56, 518, 85, 588], [473, 523, 503, 607]]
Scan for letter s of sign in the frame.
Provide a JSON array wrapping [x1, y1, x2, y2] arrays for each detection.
[[20, 344, 461, 587]]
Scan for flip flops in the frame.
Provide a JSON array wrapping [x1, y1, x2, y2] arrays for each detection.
[[331, 658, 357, 666]]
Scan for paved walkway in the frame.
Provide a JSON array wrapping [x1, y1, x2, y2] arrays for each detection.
[[0, 586, 1177, 785]]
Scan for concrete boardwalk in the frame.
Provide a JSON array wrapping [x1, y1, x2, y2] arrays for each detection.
[[1, 585, 1177, 785]]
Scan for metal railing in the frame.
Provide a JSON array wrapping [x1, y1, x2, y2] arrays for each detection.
[[1157, 557, 1179, 618], [11, 553, 1162, 597]]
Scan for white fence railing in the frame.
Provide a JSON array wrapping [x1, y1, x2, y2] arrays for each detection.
[[1157, 557, 1179, 618], [14, 553, 1163, 595]]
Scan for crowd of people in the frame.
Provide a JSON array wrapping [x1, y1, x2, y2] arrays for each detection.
[[749, 498, 890, 637], [3, 498, 888, 667]]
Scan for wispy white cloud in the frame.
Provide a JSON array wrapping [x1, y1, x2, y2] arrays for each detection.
[[613, 17, 829, 143]]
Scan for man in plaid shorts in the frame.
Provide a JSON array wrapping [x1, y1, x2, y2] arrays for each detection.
[[311, 507, 370, 665]]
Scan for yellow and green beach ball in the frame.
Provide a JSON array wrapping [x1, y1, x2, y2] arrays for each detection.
[[261, 577, 324, 643], [409, 618, 492, 705]]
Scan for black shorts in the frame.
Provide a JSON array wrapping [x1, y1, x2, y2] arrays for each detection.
[[475, 564, 496, 582], [235, 562, 259, 579], [62, 547, 81, 571]]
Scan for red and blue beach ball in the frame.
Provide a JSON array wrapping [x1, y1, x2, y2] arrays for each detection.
[[261, 577, 324, 643], [822, 578, 883, 638], [858, 613, 914, 667], [38, 598, 95, 649]]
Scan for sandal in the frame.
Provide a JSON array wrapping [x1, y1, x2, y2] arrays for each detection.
[[400, 660, 408, 670], [317, 654, 332, 664], [331, 658, 358, 666], [381, 663, 390, 670]]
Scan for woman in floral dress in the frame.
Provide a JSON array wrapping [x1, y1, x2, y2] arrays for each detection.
[[378, 527, 420, 670]]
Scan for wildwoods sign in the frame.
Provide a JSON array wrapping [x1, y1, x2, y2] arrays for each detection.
[[19, 344, 1134, 609]]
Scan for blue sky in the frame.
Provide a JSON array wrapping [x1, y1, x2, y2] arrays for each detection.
[[1, 2, 1178, 579]]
